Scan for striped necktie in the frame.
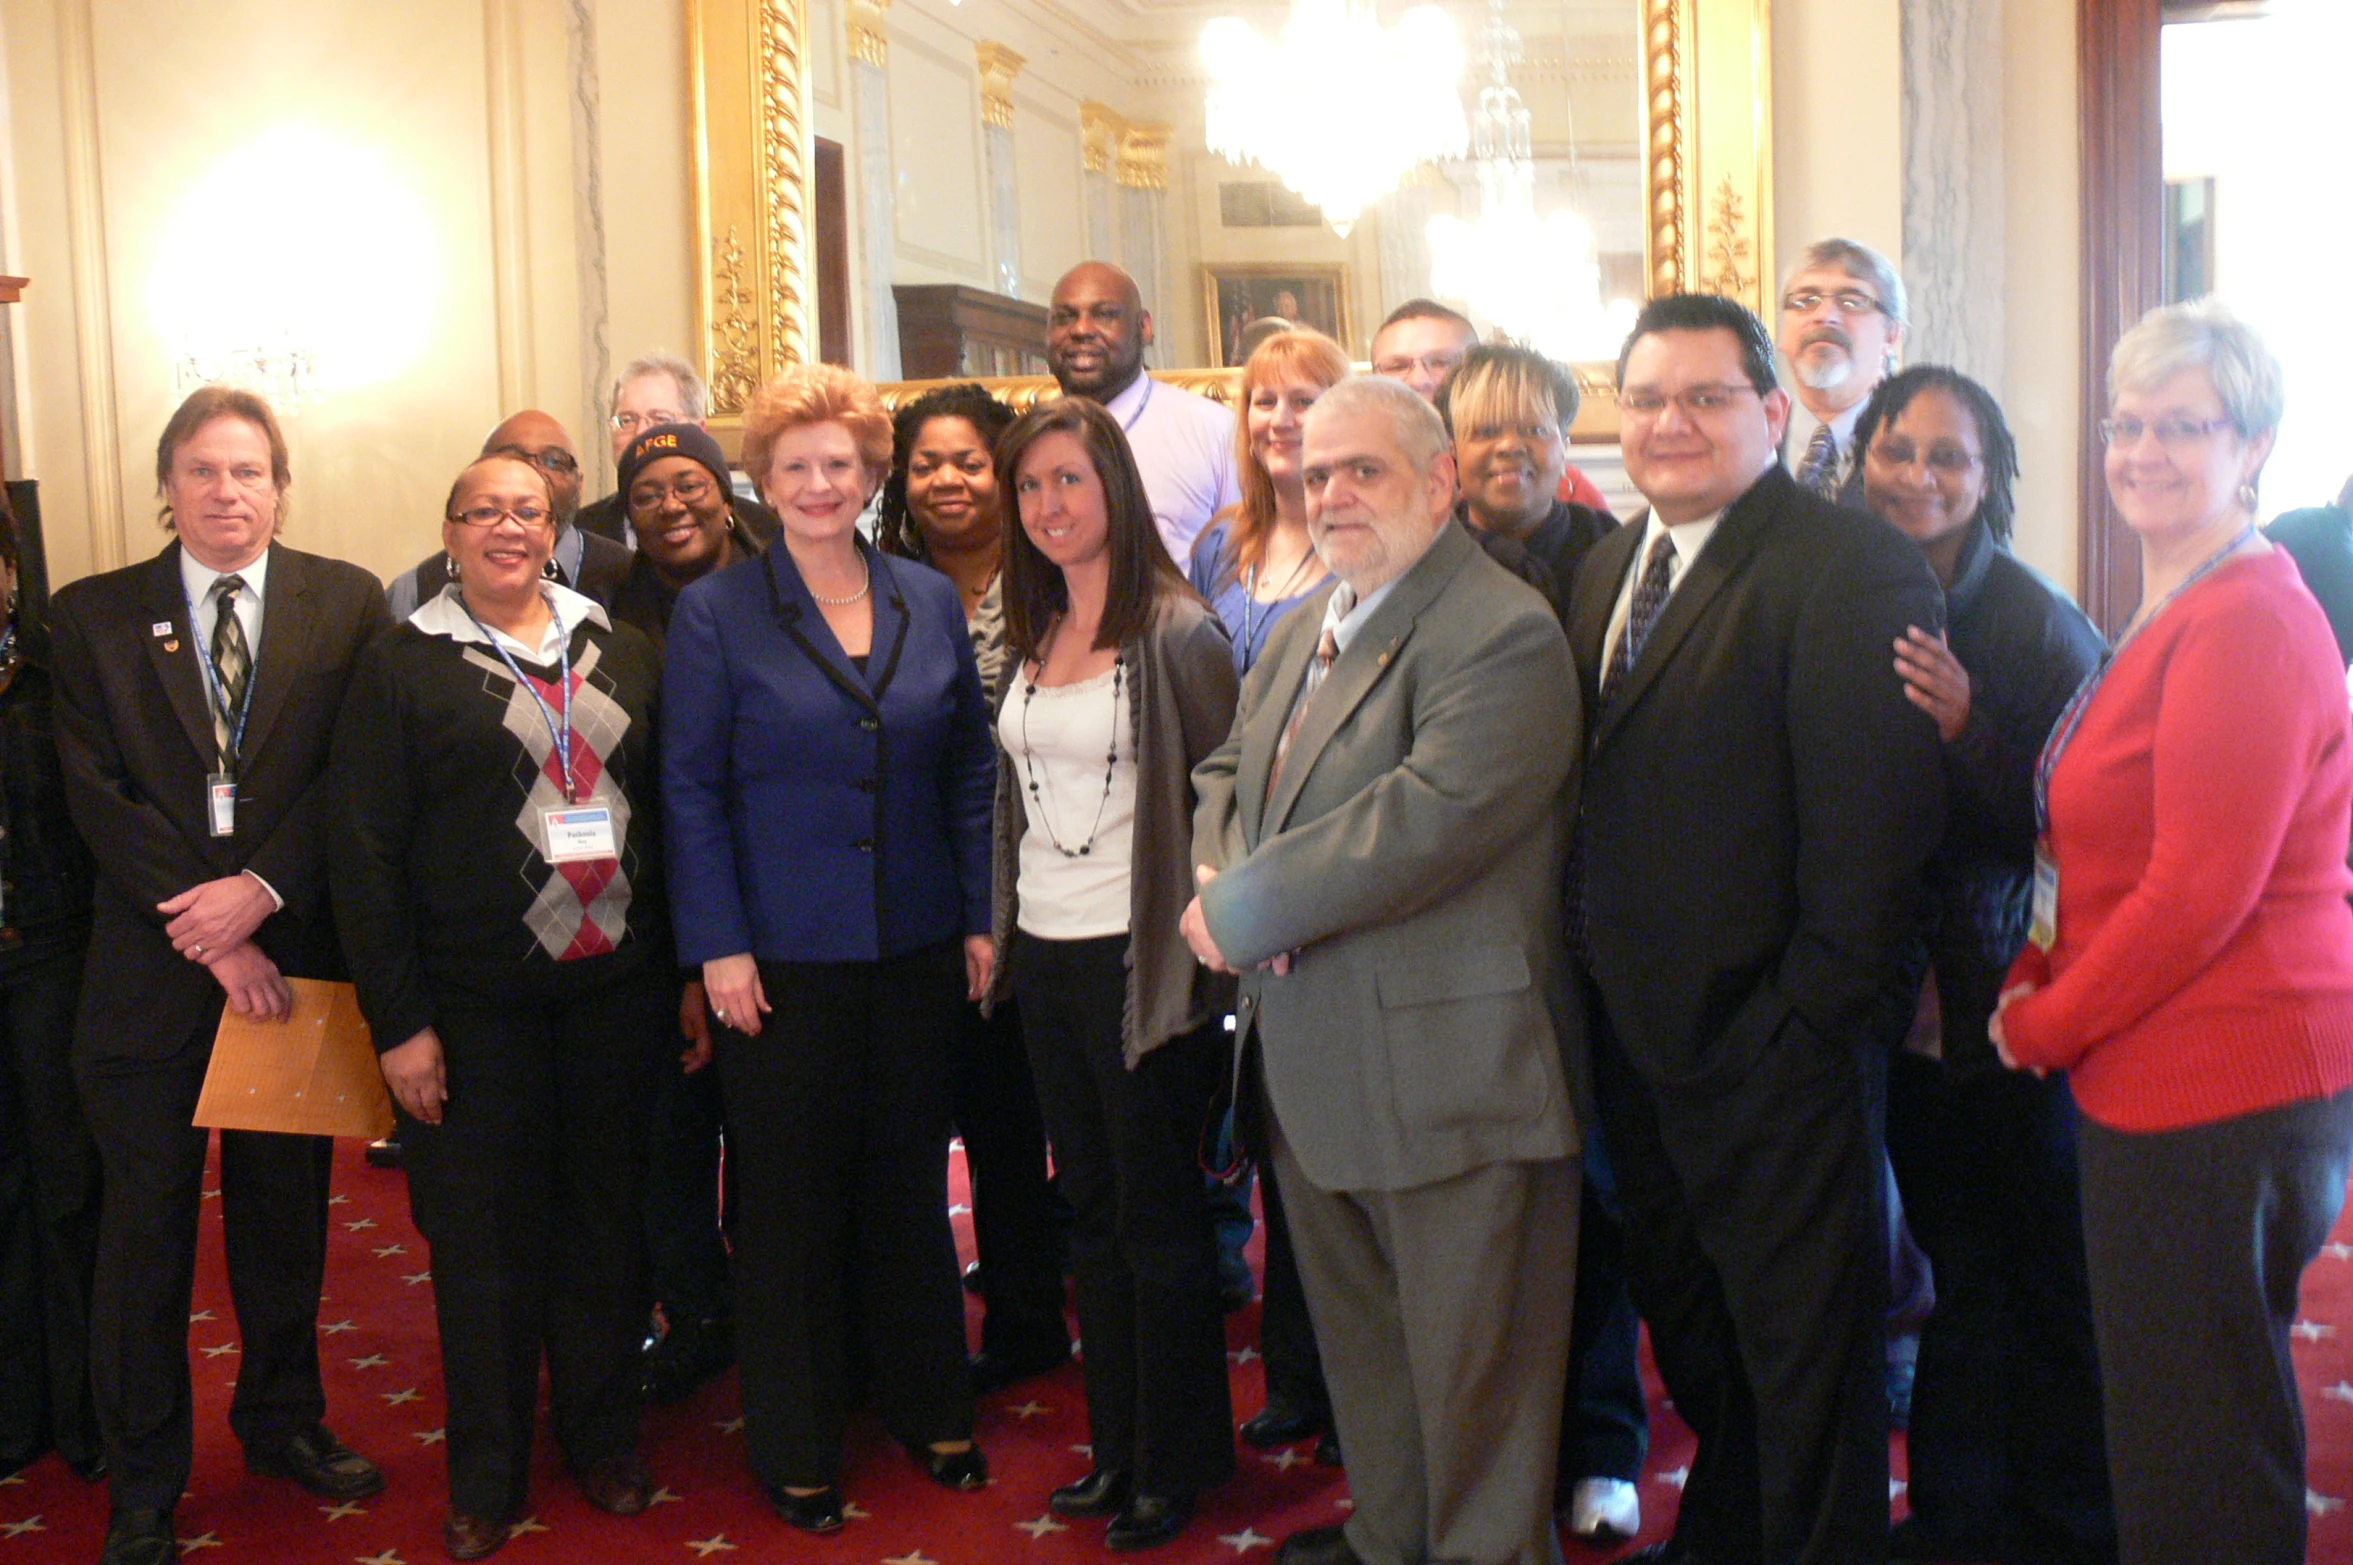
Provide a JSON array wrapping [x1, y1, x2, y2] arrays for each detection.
[[1268, 627, 1339, 796], [1604, 534, 1677, 696], [1797, 424, 1841, 497], [210, 574, 252, 769]]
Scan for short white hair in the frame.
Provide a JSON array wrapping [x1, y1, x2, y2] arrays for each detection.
[[1783, 237, 1907, 328], [1306, 374, 1451, 475], [613, 352, 709, 422], [2107, 296, 2284, 439]]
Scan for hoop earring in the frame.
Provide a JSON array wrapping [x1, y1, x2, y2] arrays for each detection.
[[2237, 482, 2259, 512]]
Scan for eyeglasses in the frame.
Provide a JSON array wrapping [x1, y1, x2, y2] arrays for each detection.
[[611, 410, 687, 436], [1372, 351, 1464, 380], [488, 443, 580, 477], [2098, 415, 2237, 449], [629, 474, 717, 512], [448, 503, 552, 529], [1781, 289, 1886, 318], [1618, 384, 1764, 420], [1868, 438, 1981, 474]]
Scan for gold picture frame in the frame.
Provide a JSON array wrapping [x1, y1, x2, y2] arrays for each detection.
[[1201, 264, 1355, 371], [687, 0, 1773, 442]]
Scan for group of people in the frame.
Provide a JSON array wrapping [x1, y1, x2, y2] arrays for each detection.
[[1, 243, 2349, 1565]]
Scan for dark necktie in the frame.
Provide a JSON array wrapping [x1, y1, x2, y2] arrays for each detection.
[[1798, 424, 1840, 497], [1604, 533, 1677, 696], [1268, 626, 1340, 795], [210, 574, 252, 769]]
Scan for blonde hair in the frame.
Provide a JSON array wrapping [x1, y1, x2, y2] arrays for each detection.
[[1436, 342, 1580, 444], [1212, 328, 1352, 586], [2107, 296, 2285, 440], [741, 364, 894, 493]]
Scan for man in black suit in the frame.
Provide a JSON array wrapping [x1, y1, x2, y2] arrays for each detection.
[[1568, 294, 1944, 1565], [386, 410, 631, 617], [1777, 238, 1906, 509], [51, 387, 393, 1565]]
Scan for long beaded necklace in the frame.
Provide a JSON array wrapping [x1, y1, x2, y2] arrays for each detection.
[[1017, 617, 1125, 858], [1240, 536, 1324, 674]]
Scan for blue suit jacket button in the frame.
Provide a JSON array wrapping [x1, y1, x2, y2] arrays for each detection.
[[859, 715, 880, 732]]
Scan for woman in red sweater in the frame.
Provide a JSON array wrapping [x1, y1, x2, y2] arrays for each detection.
[[1992, 298, 2353, 1565]]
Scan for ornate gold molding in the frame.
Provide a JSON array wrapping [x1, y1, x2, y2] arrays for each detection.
[[975, 41, 1023, 131], [1115, 122, 1170, 192], [1641, 0, 1774, 320], [846, 0, 889, 68], [1079, 101, 1122, 176]]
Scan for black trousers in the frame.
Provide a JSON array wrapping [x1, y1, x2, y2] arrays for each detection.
[[1015, 934, 1234, 1496], [1592, 1009, 1889, 1565], [716, 944, 974, 1490], [641, 994, 733, 1328], [76, 1016, 334, 1511], [399, 973, 666, 1520], [0, 944, 100, 1473], [1557, 1146, 1648, 1486], [1886, 1053, 2114, 1562], [1255, 1141, 1330, 1422], [947, 992, 1070, 1360], [2079, 1085, 2353, 1565]]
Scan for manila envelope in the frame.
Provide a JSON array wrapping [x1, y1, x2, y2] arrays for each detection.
[[193, 978, 395, 1141]]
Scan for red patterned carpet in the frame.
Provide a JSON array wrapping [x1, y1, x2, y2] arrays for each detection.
[[4, 1139, 2350, 1565]]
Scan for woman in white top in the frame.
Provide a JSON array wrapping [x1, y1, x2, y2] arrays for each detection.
[[983, 397, 1240, 1551]]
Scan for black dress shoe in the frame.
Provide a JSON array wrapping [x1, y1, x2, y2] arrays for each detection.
[[962, 1260, 987, 1295], [100, 1505, 176, 1565], [1240, 1400, 1321, 1447], [245, 1424, 385, 1500], [638, 1315, 734, 1404], [969, 1339, 1072, 1394], [68, 1451, 108, 1482], [365, 1137, 403, 1169], [907, 1441, 988, 1490], [1313, 1428, 1342, 1467], [1048, 1466, 1132, 1516], [767, 1483, 845, 1533], [1106, 1490, 1193, 1551], [1275, 1523, 1364, 1565], [443, 1511, 509, 1561], [575, 1452, 655, 1515]]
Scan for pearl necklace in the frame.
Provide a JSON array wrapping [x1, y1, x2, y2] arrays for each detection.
[[809, 554, 872, 606]]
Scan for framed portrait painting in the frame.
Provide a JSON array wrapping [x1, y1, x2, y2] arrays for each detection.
[[1202, 264, 1352, 369]]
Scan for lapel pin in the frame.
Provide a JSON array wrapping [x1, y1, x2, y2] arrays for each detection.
[[151, 621, 173, 637], [164, 640, 180, 653]]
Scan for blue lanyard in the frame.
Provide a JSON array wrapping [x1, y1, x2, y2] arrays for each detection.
[[2035, 525, 2254, 834], [462, 595, 579, 803], [1117, 375, 1153, 432], [182, 579, 259, 773]]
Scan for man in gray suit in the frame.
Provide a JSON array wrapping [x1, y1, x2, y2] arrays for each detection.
[[1183, 375, 1582, 1565]]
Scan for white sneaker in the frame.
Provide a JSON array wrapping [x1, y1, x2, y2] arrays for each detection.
[[1565, 1476, 1641, 1541]]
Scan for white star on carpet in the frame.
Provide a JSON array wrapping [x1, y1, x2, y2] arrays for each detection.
[[2310, 1490, 2346, 1517], [328, 1193, 350, 1205], [1069, 1443, 1093, 1458], [321, 1319, 357, 1335], [1218, 1526, 1275, 1552], [843, 1502, 872, 1520], [883, 1553, 938, 1565], [319, 1501, 367, 1521], [1657, 1466, 1690, 1490], [413, 1428, 446, 1445], [189, 1310, 214, 1324], [345, 1218, 377, 1232], [202, 1188, 219, 1200], [1890, 1478, 1909, 1501], [1261, 1448, 1303, 1471], [178, 1533, 222, 1553], [684, 1538, 737, 1557], [713, 1417, 745, 1435], [0, 1516, 43, 1537], [507, 1517, 547, 1536], [948, 1203, 971, 1216], [2324, 1381, 2353, 1403], [372, 1244, 407, 1259], [401, 1272, 432, 1286], [1228, 1346, 1261, 1364], [648, 1487, 683, 1506], [382, 1388, 420, 1406], [348, 1354, 389, 1370], [1015, 1514, 1068, 1538], [355, 1551, 405, 1565], [1009, 1401, 1048, 1419], [2292, 1320, 2337, 1342], [200, 1343, 238, 1358], [0, 1474, 22, 1486]]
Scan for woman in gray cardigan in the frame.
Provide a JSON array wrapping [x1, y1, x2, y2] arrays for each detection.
[[984, 397, 1239, 1551]]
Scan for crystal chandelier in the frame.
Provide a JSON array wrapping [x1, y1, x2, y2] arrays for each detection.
[[1201, 0, 1469, 238], [1425, 0, 1635, 360]]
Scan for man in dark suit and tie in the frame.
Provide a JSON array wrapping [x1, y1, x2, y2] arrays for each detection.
[[1777, 238, 1906, 509], [1185, 375, 1583, 1565], [1569, 294, 1944, 1565], [50, 387, 393, 1565]]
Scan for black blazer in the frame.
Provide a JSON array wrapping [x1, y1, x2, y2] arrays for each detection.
[[1567, 465, 1947, 1091], [50, 541, 392, 1061]]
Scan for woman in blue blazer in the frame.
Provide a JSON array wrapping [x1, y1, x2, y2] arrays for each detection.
[[661, 365, 995, 1533]]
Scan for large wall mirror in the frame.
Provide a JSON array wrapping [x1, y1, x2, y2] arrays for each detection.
[[687, 0, 1769, 441]]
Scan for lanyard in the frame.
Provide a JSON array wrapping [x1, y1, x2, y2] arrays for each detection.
[[1116, 375, 1154, 432], [2035, 524, 2253, 834], [462, 595, 579, 804], [182, 579, 259, 773]]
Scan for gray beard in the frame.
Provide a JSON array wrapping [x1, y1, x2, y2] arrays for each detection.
[[1796, 354, 1854, 393]]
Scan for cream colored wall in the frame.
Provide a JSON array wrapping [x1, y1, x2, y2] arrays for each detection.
[[2, 0, 596, 591]]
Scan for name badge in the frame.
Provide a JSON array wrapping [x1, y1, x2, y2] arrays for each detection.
[[542, 802, 618, 864], [2029, 841, 2059, 952], [208, 773, 237, 838]]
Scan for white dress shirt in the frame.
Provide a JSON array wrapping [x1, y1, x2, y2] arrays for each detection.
[[1098, 371, 1241, 567], [1601, 506, 1728, 676], [177, 544, 281, 907], [411, 581, 609, 663]]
